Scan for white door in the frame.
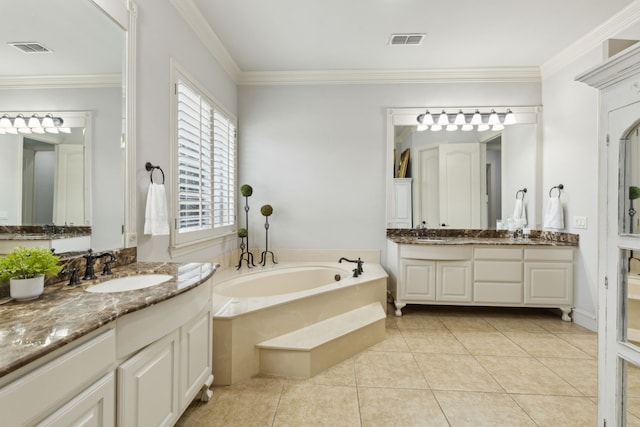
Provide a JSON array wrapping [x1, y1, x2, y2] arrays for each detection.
[[53, 144, 84, 225], [602, 102, 640, 425], [439, 143, 483, 228], [417, 147, 440, 228]]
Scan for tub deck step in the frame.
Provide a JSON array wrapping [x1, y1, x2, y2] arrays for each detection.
[[256, 302, 386, 378]]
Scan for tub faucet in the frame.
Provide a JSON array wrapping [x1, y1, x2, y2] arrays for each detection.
[[338, 257, 364, 277]]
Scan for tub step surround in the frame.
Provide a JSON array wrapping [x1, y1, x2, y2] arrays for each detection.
[[256, 303, 386, 378]]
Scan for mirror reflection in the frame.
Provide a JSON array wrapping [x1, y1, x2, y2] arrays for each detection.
[[388, 107, 540, 230], [0, 0, 126, 251], [623, 122, 640, 234]]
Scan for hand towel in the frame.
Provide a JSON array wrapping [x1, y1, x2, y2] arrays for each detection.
[[512, 199, 528, 227], [543, 196, 564, 230], [144, 183, 170, 236]]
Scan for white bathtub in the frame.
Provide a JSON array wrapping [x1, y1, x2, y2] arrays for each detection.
[[211, 262, 388, 385]]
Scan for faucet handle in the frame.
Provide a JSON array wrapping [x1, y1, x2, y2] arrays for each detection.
[[62, 268, 81, 286]]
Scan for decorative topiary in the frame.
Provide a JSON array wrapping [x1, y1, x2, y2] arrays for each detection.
[[237, 228, 248, 238], [631, 186, 640, 200], [240, 184, 253, 197], [260, 204, 273, 216]]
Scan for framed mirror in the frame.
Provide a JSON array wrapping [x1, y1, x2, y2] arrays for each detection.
[[0, 0, 136, 251], [386, 106, 542, 230]]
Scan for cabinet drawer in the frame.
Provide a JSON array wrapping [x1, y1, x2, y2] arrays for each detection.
[[474, 283, 522, 303], [474, 247, 522, 260], [401, 245, 472, 260], [524, 248, 574, 262], [0, 329, 115, 427], [474, 261, 522, 282]]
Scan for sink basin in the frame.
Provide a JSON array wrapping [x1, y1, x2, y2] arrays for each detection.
[[86, 274, 173, 293]]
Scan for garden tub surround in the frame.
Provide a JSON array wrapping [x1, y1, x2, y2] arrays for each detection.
[[212, 261, 388, 385], [0, 260, 217, 379], [387, 229, 579, 320]]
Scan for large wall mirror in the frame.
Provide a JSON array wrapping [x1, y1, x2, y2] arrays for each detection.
[[386, 106, 542, 230], [0, 0, 137, 251]]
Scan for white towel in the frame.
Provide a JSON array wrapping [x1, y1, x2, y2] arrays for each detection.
[[512, 199, 527, 227], [144, 183, 170, 236], [543, 197, 564, 230]]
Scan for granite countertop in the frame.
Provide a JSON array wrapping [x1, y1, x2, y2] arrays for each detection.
[[0, 261, 217, 379], [386, 229, 579, 247]]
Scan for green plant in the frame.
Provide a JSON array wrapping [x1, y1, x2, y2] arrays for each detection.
[[260, 204, 273, 216], [0, 246, 62, 281], [237, 228, 248, 238], [240, 184, 253, 197]]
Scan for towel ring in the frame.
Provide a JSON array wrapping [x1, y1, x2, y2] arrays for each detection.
[[549, 184, 564, 198], [145, 162, 165, 184], [515, 188, 527, 200]]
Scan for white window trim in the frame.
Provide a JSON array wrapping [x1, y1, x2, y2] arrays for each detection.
[[169, 60, 237, 257]]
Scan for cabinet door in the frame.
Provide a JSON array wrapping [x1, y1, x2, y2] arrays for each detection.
[[37, 373, 115, 427], [524, 262, 573, 305], [400, 259, 436, 301], [437, 261, 472, 302], [180, 308, 212, 410], [118, 330, 179, 427]]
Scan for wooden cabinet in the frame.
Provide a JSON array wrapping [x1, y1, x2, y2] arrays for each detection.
[[389, 178, 413, 228], [179, 307, 213, 409], [389, 240, 575, 320]]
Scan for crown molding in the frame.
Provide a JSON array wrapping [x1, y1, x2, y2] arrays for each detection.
[[238, 67, 541, 86], [169, 0, 241, 83], [541, 0, 640, 78], [576, 42, 640, 89], [0, 74, 122, 89]]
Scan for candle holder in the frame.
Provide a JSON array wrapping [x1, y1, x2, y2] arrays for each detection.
[[259, 204, 277, 266], [236, 184, 256, 269]]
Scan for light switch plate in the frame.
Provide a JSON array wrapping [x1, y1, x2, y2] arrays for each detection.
[[573, 216, 587, 229]]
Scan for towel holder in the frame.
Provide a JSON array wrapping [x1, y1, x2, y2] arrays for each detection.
[[145, 162, 165, 184], [516, 188, 527, 200], [549, 184, 564, 198]]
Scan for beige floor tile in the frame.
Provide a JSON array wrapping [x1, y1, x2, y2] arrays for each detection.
[[503, 331, 591, 358], [273, 383, 360, 426], [358, 387, 449, 426], [394, 313, 447, 330], [434, 390, 536, 426], [556, 332, 598, 358], [452, 330, 528, 357], [175, 377, 284, 427], [538, 357, 598, 397], [484, 317, 548, 333], [306, 357, 356, 386], [401, 328, 468, 354], [368, 327, 410, 352], [355, 351, 429, 389], [414, 353, 503, 392], [477, 355, 581, 395], [629, 397, 640, 421], [513, 394, 597, 426], [439, 315, 498, 332], [533, 316, 594, 334]]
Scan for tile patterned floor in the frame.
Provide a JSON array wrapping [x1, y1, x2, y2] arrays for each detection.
[[176, 305, 598, 426]]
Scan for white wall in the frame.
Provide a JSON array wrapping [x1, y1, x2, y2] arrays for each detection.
[[502, 124, 538, 227], [134, 0, 238, 263], [542, 47, 603, 330], [238, 83, 541, 261]]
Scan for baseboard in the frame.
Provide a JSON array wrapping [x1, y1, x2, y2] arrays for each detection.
[[571, 307, 597, 332]]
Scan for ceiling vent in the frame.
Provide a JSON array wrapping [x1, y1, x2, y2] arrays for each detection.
[[8, 42, 53, 53], [389, 34, 425, 46]]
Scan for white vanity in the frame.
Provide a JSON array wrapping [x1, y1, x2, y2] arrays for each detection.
[[0, 262, 215, 426], [387, 234, 576, 320]]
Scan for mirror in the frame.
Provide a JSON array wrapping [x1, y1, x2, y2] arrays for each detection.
[[623, 121, 640, 235], [386, 107, 541, 230], [0, 0, 136, 251]]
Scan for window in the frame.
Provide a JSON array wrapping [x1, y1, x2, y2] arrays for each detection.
[[172, 66, 236, 250]]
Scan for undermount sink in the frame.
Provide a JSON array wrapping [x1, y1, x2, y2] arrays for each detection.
[[86, 274, 173, 293]]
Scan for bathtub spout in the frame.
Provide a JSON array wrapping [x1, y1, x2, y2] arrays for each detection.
[[338, 257, 364, 277]]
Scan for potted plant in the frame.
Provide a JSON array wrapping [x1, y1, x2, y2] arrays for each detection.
[[0, 246, 62, 301]]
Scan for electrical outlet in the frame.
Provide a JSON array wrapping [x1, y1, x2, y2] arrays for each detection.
[[573, 216, 587, 229]]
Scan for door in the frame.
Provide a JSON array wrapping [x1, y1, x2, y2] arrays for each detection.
[[417, 147, 439, 228], [439, 143, 483, 228], [603, 102, 640, 425], [53, 144, 85, 226]]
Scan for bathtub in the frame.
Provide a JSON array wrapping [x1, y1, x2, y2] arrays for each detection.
[[211, 262, 388, 385]]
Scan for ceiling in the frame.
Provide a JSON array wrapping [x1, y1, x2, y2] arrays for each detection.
[[192, 0, 638, 72], [1, 0, 639, 82]]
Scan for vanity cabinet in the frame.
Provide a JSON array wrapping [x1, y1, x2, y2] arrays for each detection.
[[389, 240, 575, 319], [389, 178, 413, 228]]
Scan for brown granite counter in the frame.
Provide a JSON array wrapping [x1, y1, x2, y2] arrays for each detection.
[[0, 261, 217, 378], [387, 228, 579, 247]]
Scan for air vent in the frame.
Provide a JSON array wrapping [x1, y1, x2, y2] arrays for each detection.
[[389, 34, 425, 46], [8, 42, 53, 53]]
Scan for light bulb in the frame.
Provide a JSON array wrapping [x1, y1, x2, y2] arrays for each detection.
[[0, 114, 11, 128], [470, 110, 482, 125], [430, 124, 442, 131], [454, 110, 466, 126], [423, 110, 434, 125], [504, 109, 516, 125], [488, 109, 500, 125], [437, 110, 449, 126], [461, 124, 474, 131], [32, 127, 45, 134], [28, 114, 41, 128], [41, 114, 55, 128], [13, 114, 27, 128], [18, 127, 32, 134], [446, 124, 458, 131], [417, 124, 428, 131]]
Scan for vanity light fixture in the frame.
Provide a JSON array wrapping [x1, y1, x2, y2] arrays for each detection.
[[0, 113, 64, 134], [415, 108, 517, 132]]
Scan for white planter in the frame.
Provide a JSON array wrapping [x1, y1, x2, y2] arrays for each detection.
[[10, 275, 45, 301]]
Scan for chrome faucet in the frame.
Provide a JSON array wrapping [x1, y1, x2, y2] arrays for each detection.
[[338, 257, 364, 277]]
